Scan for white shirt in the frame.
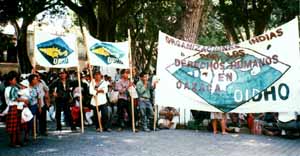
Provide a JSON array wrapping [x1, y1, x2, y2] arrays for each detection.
[[5, 86, 18, 106], [37, 80, 49, 107], [89, 79, 108, 106]]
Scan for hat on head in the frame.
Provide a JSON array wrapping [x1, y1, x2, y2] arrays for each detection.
[[73, 87, 81, 98], [20, 80, 29, 88]]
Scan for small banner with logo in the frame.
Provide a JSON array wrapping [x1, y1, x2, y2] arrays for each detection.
[[86, 35, 129, 69], [34, 31, 79, 68], [155, 18, 300, 113]]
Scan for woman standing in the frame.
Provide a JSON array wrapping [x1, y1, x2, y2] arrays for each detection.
[[5, 71, 28, 147]]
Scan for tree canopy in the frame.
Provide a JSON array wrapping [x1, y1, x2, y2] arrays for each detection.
[[215, 0, 300, 43], [0, 0, 63, 73], [0, 0, 299, 73]]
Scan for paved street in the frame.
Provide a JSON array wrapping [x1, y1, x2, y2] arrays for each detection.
[[0, 123, 299, 156]]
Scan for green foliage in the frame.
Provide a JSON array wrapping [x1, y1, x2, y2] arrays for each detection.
[[213, 0, 300, 43], [0, 0, 63, 73], [268, 0, 300, 28], [198, 15, 229, 46], [115, 0, 184, 71], [0, 0, 18, 23], [0, 0, 64, 24]]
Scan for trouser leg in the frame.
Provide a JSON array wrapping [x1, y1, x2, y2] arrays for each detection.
[[56, 105, 62, 130], [39, 105, 47, 134]]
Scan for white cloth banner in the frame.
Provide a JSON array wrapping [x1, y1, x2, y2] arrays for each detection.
[[86, 35, 129, 69], [34, 31, 78, 68], [156, 18, 300, 113]]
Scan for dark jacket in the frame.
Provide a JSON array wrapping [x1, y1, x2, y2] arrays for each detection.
[[53, 79, 73, 104]]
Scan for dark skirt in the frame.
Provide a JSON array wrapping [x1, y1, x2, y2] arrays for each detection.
[[6, 106, 21, 134]]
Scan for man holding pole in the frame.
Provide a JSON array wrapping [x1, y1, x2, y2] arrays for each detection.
[[27, 74, 42, 139], [89, 70, 111, 132]]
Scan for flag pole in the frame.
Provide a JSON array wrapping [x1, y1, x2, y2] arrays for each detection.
[[73, 0, 84, 134], [77, 60, 85, 133], [82, 29, 103, 132], [32, 22, 37, 140], [153, 104, 157, 131], [128, 29, 136, 133]]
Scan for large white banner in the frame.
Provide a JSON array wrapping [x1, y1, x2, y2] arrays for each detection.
[[86, 35, 129, 69], [156, 18, 300, 113], [34, 31, 78, 68]]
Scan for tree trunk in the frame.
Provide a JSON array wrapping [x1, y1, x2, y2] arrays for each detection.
[[174, 0, 209, 43], [17, 20, 32, 74]]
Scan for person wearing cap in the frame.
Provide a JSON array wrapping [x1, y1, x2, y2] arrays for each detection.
[[70, 87, 81, 127], [89, 70, 111, 132], [81, 70, 90, 87], [52, 69, 75, 131], [18, 79, 31, 143], [18, 79, 30, 112], [72, 72, 91, 127]]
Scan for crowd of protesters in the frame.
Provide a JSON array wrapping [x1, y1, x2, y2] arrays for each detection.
[[0, 67, 161, 147], [0, 68, 299, 148]]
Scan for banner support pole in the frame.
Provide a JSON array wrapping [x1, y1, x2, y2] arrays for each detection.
[[128, 29, 136, 133], [82, 29, 103, 132], [77, 66, 85, 133]]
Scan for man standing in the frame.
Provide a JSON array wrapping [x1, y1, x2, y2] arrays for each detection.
[[89, 70, 111, 132], [115, 69, 132, 131], [35, 72, 50, 136], [27, 74, 42, 139], [136, 72, 155, 132], [52, 69, 74, 131]]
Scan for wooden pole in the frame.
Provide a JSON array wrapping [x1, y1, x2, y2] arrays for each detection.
[[128, 29, 136, 133], [76, 66, 85, 133], [33, 116, 37, 140], [32, 22, 37, 139], [82, 29, 102, 132], [184, 108, 186, 127], [93, 81, 103, 132], [178, 108, 181, 126], [153, 104, 157, 131]]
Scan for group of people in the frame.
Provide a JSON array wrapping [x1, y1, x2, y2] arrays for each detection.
[[0, 67, 299, 148], [0, 71, 49, 147], [0, 67, 162, 147], [207, 112, 299, 136]]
